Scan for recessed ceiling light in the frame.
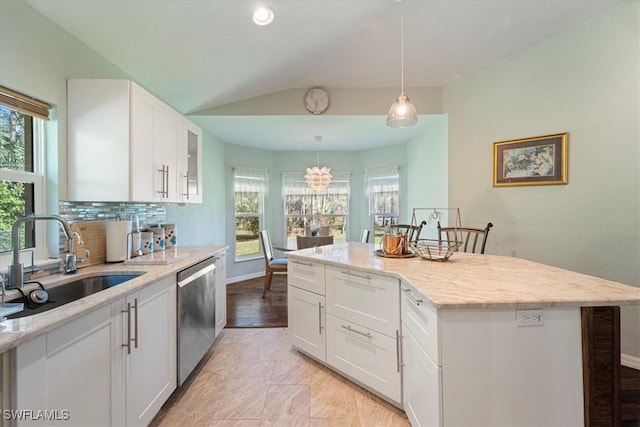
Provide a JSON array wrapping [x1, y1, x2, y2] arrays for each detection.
[[253, 7, 274, 26]]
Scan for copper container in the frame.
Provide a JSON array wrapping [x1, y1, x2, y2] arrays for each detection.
[[382, 234, 406, 255]]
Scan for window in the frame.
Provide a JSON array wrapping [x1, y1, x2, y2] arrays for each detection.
[[283, 171, 350, 244], [233, 167, 268, 260], [365, 166, 400, 244], [0, 93, 47, 261]]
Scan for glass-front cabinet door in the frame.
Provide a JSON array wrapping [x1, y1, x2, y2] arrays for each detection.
[[181, 118, 203, 203]]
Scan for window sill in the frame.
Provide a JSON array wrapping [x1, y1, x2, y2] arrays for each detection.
[[234, 254, 263, 264]]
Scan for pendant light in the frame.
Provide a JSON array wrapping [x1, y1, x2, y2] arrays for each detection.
[[386, 0, 417, 128], [305, 136, 333, 189]]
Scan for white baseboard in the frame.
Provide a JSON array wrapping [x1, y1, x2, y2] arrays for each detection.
[[621, 353, 640, 370], [226, 271, 265, 284]]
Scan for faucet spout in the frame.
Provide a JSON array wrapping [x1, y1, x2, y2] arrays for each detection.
[[9, 214, 76, 289]]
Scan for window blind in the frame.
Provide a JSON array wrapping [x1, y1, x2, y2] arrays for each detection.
[[0, 86, 51, 121], [282, 171, 351, 196], [233, 166, 269, 194]]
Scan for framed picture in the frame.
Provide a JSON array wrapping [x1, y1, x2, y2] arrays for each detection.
[[493, 133, 568, 187]]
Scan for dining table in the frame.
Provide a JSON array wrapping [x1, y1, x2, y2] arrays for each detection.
[[271, 240, 297, 252]]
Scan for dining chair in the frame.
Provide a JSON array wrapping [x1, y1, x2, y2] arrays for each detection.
[[296, 235, 334, 250], [259, 229, 287, 298], [360, 228, 370, 243], [437, 222, 494, 254]]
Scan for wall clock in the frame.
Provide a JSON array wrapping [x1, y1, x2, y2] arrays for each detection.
[[304, 87, 330, 115]]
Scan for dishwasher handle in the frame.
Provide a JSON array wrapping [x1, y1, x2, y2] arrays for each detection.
[[178, 263, 215, 287]]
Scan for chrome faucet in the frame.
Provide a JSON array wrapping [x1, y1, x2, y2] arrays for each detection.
[[8, 214, 83, 289]]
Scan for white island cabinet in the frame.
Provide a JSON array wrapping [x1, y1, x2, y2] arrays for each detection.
[[286, 243, 640, 427], [13, 276, 176, 427], [287, 259, 326, 361], [67, 79, 202, 204]]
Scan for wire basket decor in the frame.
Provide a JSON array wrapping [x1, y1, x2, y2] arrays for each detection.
[[409, 207, 462, 262]]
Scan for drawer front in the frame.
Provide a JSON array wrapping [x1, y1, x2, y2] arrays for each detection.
[[326, 314, 401, 403], [326, 266, 399, 337], [288, 258, 325, 295], [401, 282, 440, 365], [403, 324, 443, 427]]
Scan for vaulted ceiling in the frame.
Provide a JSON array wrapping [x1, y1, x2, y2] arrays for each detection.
[[27, 0, 615, 150]]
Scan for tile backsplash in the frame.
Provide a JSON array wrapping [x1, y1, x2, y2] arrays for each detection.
[[58, 201, 167, 255], [59, 201, 166, 226]]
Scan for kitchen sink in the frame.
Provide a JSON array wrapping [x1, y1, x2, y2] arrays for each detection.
[[5, 273, 145, 319]]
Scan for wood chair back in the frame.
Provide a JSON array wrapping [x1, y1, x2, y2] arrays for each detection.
[[360, 229, 370, 243], [296, 235, 334, 249], [437, 222, 494, 254]]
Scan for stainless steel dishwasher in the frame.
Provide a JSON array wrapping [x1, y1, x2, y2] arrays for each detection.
[[177, 256, 216, 386]]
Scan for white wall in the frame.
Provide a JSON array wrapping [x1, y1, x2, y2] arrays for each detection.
[[0, 1, 228, 258], [443, 2, 640, 358], [165, 130, 226, 246], [405, 114, 449, 222]]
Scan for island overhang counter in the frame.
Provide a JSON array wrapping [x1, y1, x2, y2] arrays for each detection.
[[285, 242, 640, 427]]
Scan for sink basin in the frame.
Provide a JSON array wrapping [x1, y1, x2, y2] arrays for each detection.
[[5, 273, 145, 319]]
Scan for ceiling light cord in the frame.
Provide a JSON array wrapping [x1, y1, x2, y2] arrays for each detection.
[[400, 0, 405, 96], [385, 0, 417, 128]]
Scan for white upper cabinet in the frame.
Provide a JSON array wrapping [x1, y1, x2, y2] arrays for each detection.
[[179, 117, 203, 204], [67, 79, 202, 203]]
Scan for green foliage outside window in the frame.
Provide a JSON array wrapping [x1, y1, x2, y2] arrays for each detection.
[[0, 106, 30, 253]]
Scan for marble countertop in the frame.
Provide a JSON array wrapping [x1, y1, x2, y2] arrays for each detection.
[[0, 246, 227, 353], [286, 243, 640, 310]]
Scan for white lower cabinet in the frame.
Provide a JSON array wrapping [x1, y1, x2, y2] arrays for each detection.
[[214, 252, 227, 338], [288, 285, 325, 362], [14, 305, 113, 426], [326, 314, 401, 403], [12, 276, 176, 427], [402, 325, 442, 427], [112, 276, 177, 427]]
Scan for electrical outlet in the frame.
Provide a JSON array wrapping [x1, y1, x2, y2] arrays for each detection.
[[516, 309, 544, 327]]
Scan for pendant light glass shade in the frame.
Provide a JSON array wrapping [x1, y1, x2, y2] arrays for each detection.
[[305, 136, 332, 189], [386, 94, 417, 128], [386, 0, 417, 128]]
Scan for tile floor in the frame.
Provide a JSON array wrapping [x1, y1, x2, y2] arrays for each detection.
[[151, 328, 410, 426]]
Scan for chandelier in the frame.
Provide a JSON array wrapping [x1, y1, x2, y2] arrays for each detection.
[[305, 136, 332, 189], [386, 0, 417, 128]]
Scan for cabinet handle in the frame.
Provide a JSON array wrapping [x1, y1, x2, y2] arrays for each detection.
[[402, 287, 423, 306], [158, 165, 167, 197], [122, 302, 132, 354], [318, 302, 323, 335], [164, 165, 170, 197], [341, 324, 372, 339], [292, 260, 313, 267], [183, 172, 189, 200], [396, 329, 403, 373], [132, 297, 139, 349], [341, 270, 372, 281]]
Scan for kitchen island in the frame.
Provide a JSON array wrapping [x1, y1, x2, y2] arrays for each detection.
[[286, 242, 640, 427]]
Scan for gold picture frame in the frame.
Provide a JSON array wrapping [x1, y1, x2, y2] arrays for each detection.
[[493, 133, 568, 187]]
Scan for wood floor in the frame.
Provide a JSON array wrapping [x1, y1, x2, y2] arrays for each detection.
[[150, 328, 409, 426], [226, 274, 288, 328]]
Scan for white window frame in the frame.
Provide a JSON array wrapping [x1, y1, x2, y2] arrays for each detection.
[[233, 167, 267, 262], [0, 117, 47, 267], [365, 166, 400, 243], [282, 171, 350, 244]]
